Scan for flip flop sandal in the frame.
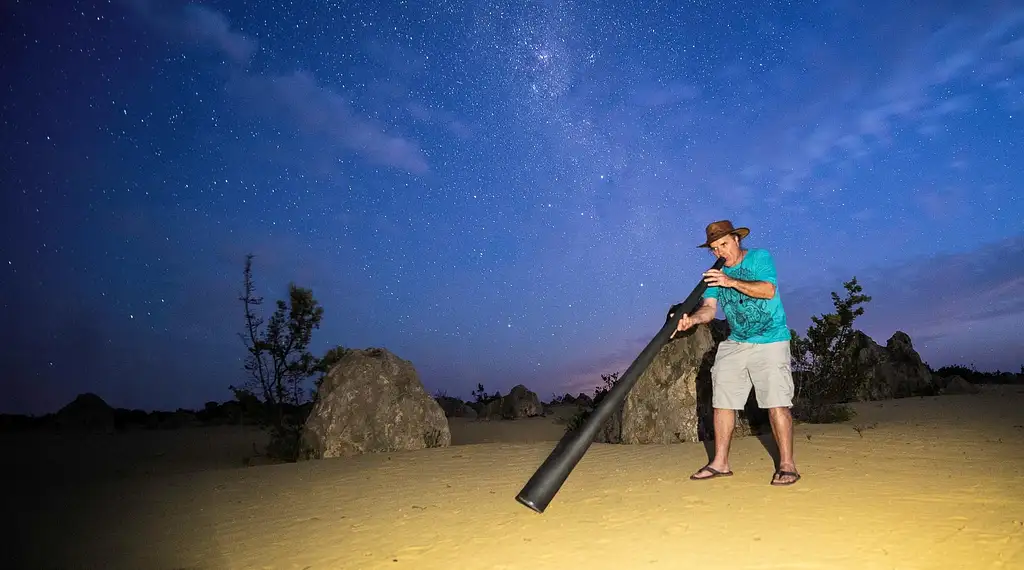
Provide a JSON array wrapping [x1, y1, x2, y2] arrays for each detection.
[[690, 465, 734, 480], [771, 469, 801, 486]]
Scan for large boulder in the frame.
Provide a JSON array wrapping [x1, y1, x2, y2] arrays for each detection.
[[848, 331, 936, 400], [594, 321, 718, 444], [55, 393, 115, 434], [298, 348, 451, 459], [581, 319, 766, 444]]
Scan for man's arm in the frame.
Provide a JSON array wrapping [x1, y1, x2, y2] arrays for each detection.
[[673, 296, 717, 336], [728, 278, 775, 299], [689, 297, 718, 324], [732, 249, 780, 299], [706, 250, 778, 299]]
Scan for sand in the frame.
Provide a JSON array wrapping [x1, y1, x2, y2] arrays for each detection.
[[4, 386, 1024, 570]]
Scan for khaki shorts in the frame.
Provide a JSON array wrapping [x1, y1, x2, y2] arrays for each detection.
[[711, 339, 794, 409]]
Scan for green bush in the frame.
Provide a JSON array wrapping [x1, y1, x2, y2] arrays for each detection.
[[790, 277, 871, 423]]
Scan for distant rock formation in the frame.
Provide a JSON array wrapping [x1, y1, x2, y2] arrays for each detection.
[[502, 384, 543, 418], [466, 382, 544, 417], [938, 375, 980, 395], [55, 393, 115, 434], [435, 395, 478, 419], [298, 347, 451, 459], [847, 331, 936, 400], [472, 384, 543, 420]]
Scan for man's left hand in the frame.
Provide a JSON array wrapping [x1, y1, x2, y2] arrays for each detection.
[[703, 269, 733, 288]]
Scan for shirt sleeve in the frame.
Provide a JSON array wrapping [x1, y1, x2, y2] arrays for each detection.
[[702, 284, 719, 299]]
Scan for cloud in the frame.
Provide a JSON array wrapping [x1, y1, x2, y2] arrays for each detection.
[[120, 0, 256, 64], [120, 0, 430, 176], [179, 5, 257, 63], [406, 101, 475, 140], [745, 8, 1024, 197], [915, 185, 970, 221], [231, 71, 430, 175], [1004, 37, 1024, 58]]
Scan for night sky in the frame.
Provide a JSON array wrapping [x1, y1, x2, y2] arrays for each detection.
[[2, 0, 1022, 415]]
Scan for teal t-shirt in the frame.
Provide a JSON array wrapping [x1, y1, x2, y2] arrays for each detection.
[[702, 248, 790, 343]]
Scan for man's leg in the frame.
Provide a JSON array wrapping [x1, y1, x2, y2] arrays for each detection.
[[768, 406, 799, 484], [711, 407, 737, 466], [750, 340, 800, 485], [691, 408, 739, 479], [691, 341, 749, 480]]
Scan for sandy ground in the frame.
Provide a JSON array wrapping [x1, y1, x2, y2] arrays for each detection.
[[4, 386, 1024, 570]]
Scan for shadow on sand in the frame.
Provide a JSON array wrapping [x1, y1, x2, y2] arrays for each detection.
[[2, 434, 230, 570]]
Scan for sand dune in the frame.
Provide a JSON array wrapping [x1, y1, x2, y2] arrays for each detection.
[[5, 386, 1024, 570]]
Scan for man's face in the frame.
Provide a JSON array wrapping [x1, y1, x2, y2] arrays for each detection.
[[709, 234, 741, 265]]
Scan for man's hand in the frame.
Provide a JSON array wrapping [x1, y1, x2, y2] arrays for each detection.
[[672, 299, 716, 338], [675, 313, 698, 334], [702, 268, 734, 288]]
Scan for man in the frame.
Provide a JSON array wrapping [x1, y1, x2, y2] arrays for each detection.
[[675, 220, 800, 486]]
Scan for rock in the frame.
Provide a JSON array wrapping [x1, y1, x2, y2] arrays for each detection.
[[55, 393, 115, 434], [472, 385, 543, 420], [557, 393, 577, 404], [476, 399, 502, 420], [574, 318, 765, 444], [501, 384, 542, 419], [594, 323, 717, 444], [941, 375, 980, 395], [848, 331, 936, 400], [298, 348, 451, 459], [435, 395, 477, 419]]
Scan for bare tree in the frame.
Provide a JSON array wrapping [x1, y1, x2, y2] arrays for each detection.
[[235, 253, 324, 460]]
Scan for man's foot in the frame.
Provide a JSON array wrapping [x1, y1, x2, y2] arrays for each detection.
[[771, 466, 801, 486], [690, 464, 733, 480]]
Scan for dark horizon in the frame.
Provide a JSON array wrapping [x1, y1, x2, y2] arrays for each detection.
[[8, 346, 1022, 419], [3, 0, 1023, 416]]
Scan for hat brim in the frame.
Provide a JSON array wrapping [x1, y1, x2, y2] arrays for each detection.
[[698, 227, 750, 248]]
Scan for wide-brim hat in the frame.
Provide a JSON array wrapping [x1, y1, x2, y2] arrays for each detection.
[[698, 220, 750, 248]]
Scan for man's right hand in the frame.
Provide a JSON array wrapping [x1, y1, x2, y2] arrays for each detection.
[[676, 313, 697, 333], [670, 298, 715, 338]]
